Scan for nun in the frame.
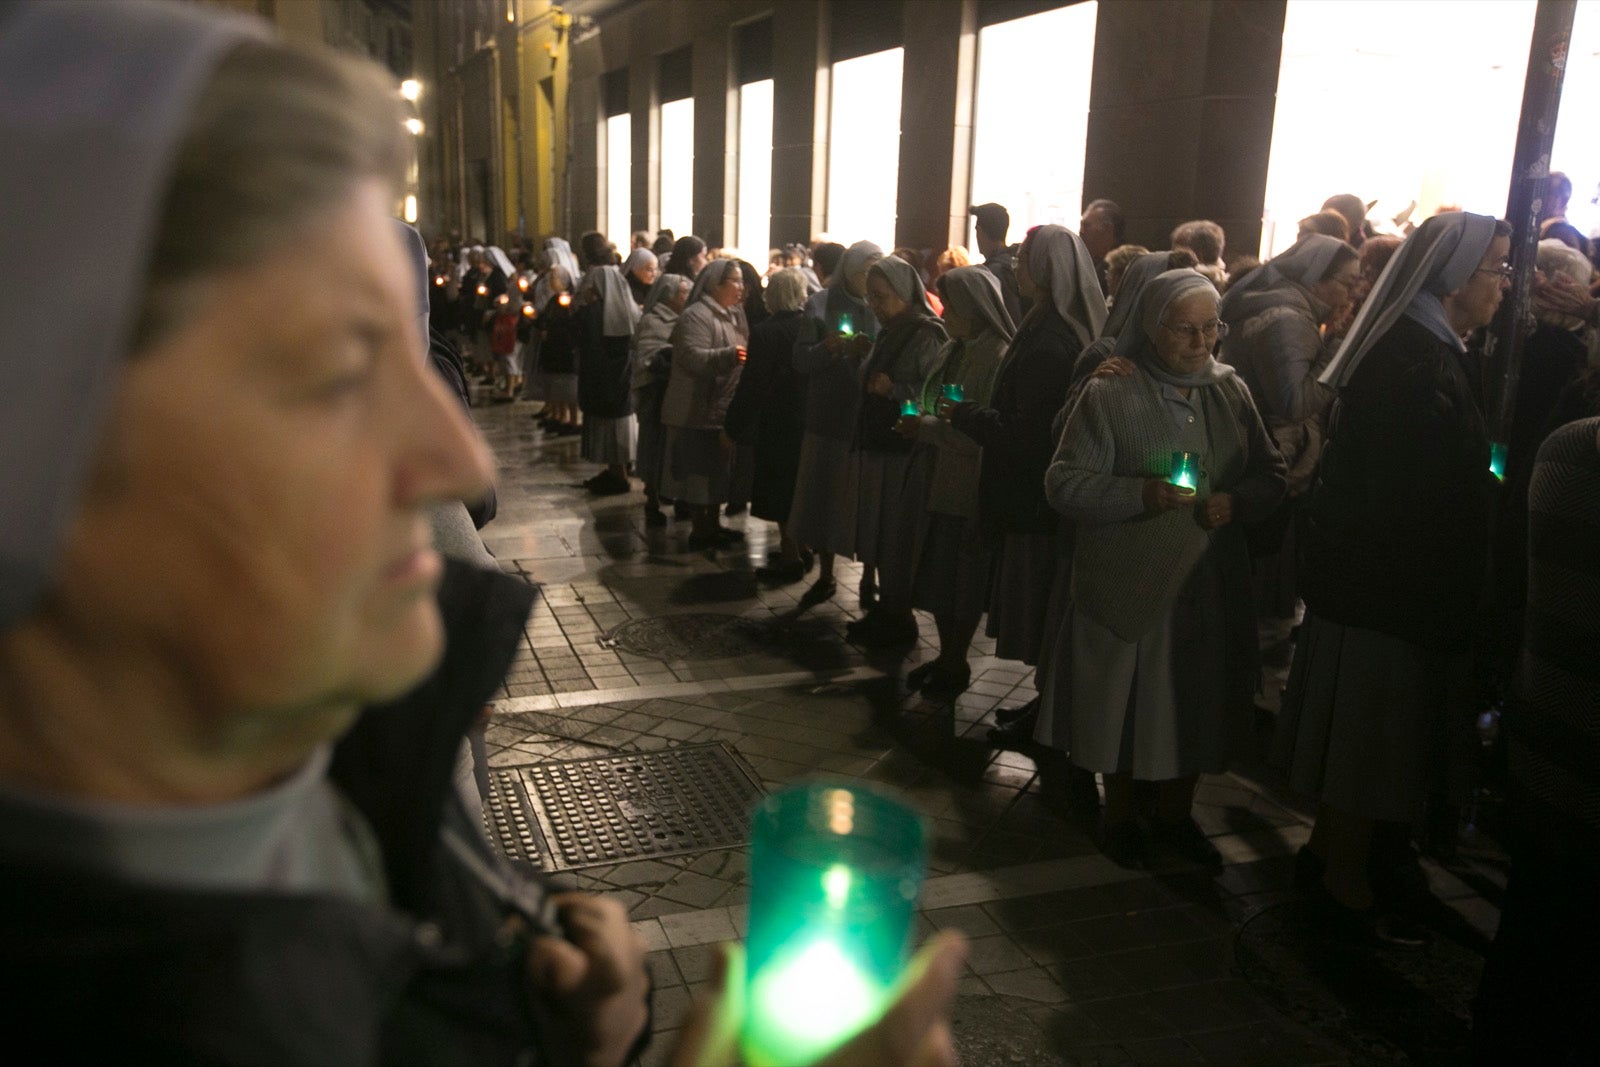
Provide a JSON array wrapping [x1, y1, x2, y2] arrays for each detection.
[[848, 256, 948, 648], [1043, 270, 1285, 869], [946, 225, 1108, 675], [577, 264, 641, 495], [789, 241, 882, 603], [622, 247, 659, 305], [631, 273, 693, 527], [1068, 250, 1189, 389], [1273, 213, 1509, 936], [660, 258, 749, 547], [894, 266, 1015, 693]]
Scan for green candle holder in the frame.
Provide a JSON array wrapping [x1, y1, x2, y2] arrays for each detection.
[[942, 382, 965, 403], [742, 781, 928, 1067], [1489, 441, 1507, 481], [838, 313, 854, 338], [1170, 450, 1199, 491], [900, 399, 920, 417]]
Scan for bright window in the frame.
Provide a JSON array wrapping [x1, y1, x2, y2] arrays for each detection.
[[826, 47, 903, 251], [605, 113, 631, 251], [1550, 1, 1600, 240], [659, 97, 695, 239], [970, 3, 1098, 247], [1261, 1, 1538, 257], [736, 78, 774, 264]]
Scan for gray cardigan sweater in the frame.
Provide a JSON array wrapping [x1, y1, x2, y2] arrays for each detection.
[[1047, 364, 1285, 639], [661, 296, 745, 430]]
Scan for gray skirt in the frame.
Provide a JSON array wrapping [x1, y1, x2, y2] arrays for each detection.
[[529, 370, 578, 405], [856, 450, 917, 600], [985, 531, 1059, 666], [913, 512, 992, 622], [1271, 612, 1475, 822], [788, 432, 858, 557], [662, 426, 731, 506], [581, 415, 637, 465]]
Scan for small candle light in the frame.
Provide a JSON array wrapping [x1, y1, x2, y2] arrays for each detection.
[[838, 314, 854, 338], [434, 275, 446, 287], [1170, 450, 1199, 491], [900, 399, 920, 418], [517, 276, 530, 292], [1489, 441, 1508, 481], [522, 304, 536, 318], [476, 284, 488, 296], [942, 382, 965, 403], [736, 345, 748, 364], [557, 292, 572, 307], [497, 293, 509, 305], [742, 782, 927, 1067]]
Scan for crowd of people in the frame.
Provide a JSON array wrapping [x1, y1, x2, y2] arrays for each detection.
[[4, 0, 1599, 1060]]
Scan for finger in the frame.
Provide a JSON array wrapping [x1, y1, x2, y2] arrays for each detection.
[[528, 934, 591, 996], [668, 943, 742, 1067], [825, 932, 966, 1067]]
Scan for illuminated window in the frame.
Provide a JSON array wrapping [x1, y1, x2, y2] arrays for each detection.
[[660, 97, 695, 240], [605, 113, 631, 250], [1262, 0, 1538, 257], [970, 3, 1098, 247], [736, 78, 774, 264], [827, 47, 903, 250], [1550, 1, 1600, 239]]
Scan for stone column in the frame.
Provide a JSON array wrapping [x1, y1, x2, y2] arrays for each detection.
[[770, 2, 830, 246], [894, 0, 978, 255]]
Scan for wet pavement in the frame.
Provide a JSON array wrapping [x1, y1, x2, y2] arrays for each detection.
[[470, 394, 1504, 1065]]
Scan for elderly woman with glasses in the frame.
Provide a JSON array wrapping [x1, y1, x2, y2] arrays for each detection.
[[1043, 270, 1285, 869]]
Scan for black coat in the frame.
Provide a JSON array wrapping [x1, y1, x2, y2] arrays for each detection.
[[724, 310, 808, 523], [951, 305, 1083, 536], [1301, 314, 1494, 652], [0, 565, 630, 1066], [576, 303, 635, 418]]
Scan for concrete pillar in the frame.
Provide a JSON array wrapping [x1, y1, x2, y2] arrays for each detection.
[[691, 23, 732, 247], [769, 2, 830, 246], [894, 0, 977, 255], [1083, 0, 1285, 257], [629, 59, 656, 235]]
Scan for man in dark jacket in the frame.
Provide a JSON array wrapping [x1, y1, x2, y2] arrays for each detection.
[[972, 202, 1024, 324]]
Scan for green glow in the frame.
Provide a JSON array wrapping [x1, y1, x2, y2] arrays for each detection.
[[744, 936, 885, 1065], [839, 314, 854, 337], [942, 382, 965, 403], [823, 864, 852, 909], [901, 399, 920, 417], [1490, 441, 1507, 481], [1170, 450, 1199, 491]]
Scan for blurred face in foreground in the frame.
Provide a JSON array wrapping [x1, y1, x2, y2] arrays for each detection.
[[39, 180, 492, 785]]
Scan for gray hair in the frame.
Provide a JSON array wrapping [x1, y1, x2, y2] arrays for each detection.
[[132, 41, 408, 351], [763, 267, 808, 314]]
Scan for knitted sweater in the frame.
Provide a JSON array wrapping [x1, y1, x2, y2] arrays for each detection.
[[1506, 417, 1600, 833], [1047, 364, 1286, 640]]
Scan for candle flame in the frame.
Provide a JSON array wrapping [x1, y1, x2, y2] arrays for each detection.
[[477, 284, 488, 296], [558, 292, 572, 307], [826, 789, 854, 835], [746, 937, 880, 1065], [823, 864, 851, 909]]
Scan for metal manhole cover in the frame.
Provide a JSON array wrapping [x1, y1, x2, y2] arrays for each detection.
[[484, 743, 765, 870], [601, 612, 767, 660]]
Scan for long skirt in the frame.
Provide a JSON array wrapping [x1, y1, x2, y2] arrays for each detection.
[[662, 426, 731, 507], [1052, 552, 1242, 779], [912, 512, 992, 623], [634, 384, 668, 493], [581, 415, 637, 465], [856, 449, 917, 604], [985, 531, 1058, 666], [530, 370, 578, 406], [1271, 611, 1475, 822], [788, 432, 858, 558]]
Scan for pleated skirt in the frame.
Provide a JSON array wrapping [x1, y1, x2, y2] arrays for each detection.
[[581, 415, 637, 465]]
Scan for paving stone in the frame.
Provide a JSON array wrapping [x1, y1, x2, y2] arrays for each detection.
[[963, 934, 1037, 976], [983, 966, 1068, 1003]]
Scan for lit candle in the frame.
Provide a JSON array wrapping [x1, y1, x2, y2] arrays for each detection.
[[1170, 450, 1199, 491], [900, 399, 920, 418], [941, 382, 964, 403], [557, 292, 572, 307], [477, 284, 488, 296], [742, 782, 927, 1067], [1489, 441, 1507, 481], [517, 275, 530, 292], [736, 345, 748, 364], [434, 275, 446, 287], [522, 304, 536, 318], [497, 294, 509, 305], [838, 314, 854, 338]]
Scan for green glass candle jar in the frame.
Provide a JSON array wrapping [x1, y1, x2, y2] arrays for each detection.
[[1170, 450, 1199, 491], [742, 780, 928, 1066]]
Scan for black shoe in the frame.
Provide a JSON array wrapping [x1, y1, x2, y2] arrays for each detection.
[[994, 696, 1040, 727], [724, 501, 747, 517], [987, 703, 1041, 750], [906, 661, 939, 691], [857, 577, 877, 612], [1292, 846, 1326, 892], [1307, 883, 1433, 948], [587, 471, 632, 496], [845, 609, 883, 640], [1152, 817, 1223, 868], [1099, 819, 1149, 870], [688, 531, 725, 551], [644, 507, 668, 528], [800, 577, 837, 605], [854, 613, 918, 649], [673, 502, 694, 521], [920, 662, 971, 698]]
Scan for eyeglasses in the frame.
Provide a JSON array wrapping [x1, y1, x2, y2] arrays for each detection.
[[1475, 262, 1514, 280], [1159, 319, 1228, 343]]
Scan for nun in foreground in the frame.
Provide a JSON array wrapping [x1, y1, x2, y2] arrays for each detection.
[[1043, 270, 1285, 870], [1274, 212, 1509, 941]]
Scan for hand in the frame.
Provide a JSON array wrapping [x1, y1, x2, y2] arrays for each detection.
[[934, 397, 958, 422], [846, 335, 873, 359], [1090, 356, 1136, 380], [894, 414, 921, 440], [528, 894, 650, 1067], [719, 431, 735, 451], [865, 372, 894, 398], [1197, 491, 1233, 529], [735, 346, 748, 364], [668, 933, 968, 1067], [1143, 478, 1197, 514], [1533, 271, 1598, 323], [824, 334, 844, 355]]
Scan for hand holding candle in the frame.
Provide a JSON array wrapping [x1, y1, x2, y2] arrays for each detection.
[[941, 382, 964, 404]]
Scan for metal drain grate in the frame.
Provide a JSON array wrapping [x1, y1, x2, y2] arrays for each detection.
[[483, 743, 764, 870], [600, 612, 767, 661]]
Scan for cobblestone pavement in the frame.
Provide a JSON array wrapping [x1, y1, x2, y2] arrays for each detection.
[[470, 396, 1504, 1065]]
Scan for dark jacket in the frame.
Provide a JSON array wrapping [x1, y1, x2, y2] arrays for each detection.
[[980, 250, 1024, 325], [576, 302, 635, 418], [0, 565, 618, 1067], [857, 312, 946, 454], [1301, 314, 1494, 652], [952, 305, 1084, 535], [725, 310, 808, 523]]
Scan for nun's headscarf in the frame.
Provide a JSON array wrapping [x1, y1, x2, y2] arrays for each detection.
[[1218, 234, 1350, 322], [834, 241, 883, 295], [392, 219, 431, 361], [867, 255, 937, 320], [591, 264, 641, 337], [686, 258, 742, 310], [542, 237, 581, 282], [623, 248, 658, 277], [642, 272, 693, 319], [1321, 212, 1497, 387], [1022, 224, 1109, 348], [0, 0, 267, 628], [485, 245, 516, 279], [1111, 269, 1229, 387], [938, 266, 1015, 343], [1102, 252, 1173, 340]]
